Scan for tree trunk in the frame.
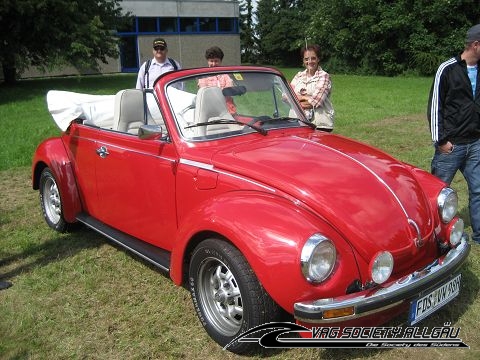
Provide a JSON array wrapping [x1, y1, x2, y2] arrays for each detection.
[[2, 62, 17, 85]]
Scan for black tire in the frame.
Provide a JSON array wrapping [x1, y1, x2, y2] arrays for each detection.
[[189, 238, 281, 354], [39, 168, 68, 232]]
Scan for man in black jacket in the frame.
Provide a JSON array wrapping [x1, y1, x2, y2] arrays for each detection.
[[428, 24, 480, 244]]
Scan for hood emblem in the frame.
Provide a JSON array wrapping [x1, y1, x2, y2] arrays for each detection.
[[408, 219, 424, 247]]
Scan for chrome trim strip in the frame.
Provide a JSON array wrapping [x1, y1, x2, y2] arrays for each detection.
[[179, 158, 276, 192], [294, 238, 470, 323], [96, 141, 176, 163], [179, 158, 214, 170], [300, 301, 405, 324], [216, 169, 276, 192], [408, 218, 424, 247]]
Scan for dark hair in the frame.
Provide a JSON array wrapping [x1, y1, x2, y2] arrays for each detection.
[[301, 44, 322, 60], [205, 46, 224, 60]]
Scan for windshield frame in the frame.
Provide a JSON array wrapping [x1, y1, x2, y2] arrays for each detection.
[[162, 68, 310, 142]]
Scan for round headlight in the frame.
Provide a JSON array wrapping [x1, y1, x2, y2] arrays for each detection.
[[301, 234, 336, 283], [438, 188, 458, 223], [370, 251, 393, 284], [449, 218, 464, 247]]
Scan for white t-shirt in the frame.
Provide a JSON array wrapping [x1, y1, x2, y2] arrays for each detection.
[[135, 58, 180, 89], [467, 65, 478, 97]]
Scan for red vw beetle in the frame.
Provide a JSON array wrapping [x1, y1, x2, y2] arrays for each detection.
[[33, 66, 470, 353]]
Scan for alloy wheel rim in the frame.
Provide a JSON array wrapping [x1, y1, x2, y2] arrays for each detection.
[[43, 177, 61, 224], [198, 257, 243, 336]]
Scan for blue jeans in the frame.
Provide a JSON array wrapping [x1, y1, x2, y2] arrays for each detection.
[[431, 139, 480, 243]]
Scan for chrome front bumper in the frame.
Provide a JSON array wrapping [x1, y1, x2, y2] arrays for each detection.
[[294, 237, 470, 323]]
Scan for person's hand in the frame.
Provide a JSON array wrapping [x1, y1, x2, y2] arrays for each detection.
[[299, 97, 312, 109], [439, 141, 454, 154]]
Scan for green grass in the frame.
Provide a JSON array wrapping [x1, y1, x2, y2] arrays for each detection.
[[1, 72, 479, 359], [0, 74, 137, 170]]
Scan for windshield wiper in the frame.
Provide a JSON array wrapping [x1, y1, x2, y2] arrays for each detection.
[[185, 119, 268, 136], [295, 117, 317, 129], [255, 116, 317, 130]]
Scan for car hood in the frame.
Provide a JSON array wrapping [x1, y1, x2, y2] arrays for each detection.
[[211, 132, 434, 261]]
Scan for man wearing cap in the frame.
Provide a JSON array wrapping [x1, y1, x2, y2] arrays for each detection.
[[135, 38, 181, 89], [428, 24, 480, 244]]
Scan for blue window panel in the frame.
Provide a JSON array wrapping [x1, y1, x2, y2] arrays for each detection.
[[119, 36, 138, 72], [159, 17, 178, 33], [116, 17, 238, 35], [138, 17, 158, 33], [218, 17, 235, 32], [199, 17, 217, 32], [180, 17, 198, 33]]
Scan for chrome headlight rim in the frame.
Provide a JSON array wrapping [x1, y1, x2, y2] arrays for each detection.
[[437, 187, 458, 223], [369, 251, 394, 285], [300, 234, 336, 284]]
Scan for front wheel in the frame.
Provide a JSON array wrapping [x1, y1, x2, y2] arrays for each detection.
[[189, 238, 281, 354], [39, 168, 68, 232]]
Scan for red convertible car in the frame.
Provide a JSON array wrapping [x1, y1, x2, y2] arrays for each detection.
[[33, 66, 470, 353]]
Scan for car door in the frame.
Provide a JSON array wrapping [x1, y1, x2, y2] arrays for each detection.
[[93, 131, 178, 251], [64, 125, 102, 216]]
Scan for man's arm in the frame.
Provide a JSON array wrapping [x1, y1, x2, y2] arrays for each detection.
[[428, 58, 456, 145], [136, 62, 146, 89]]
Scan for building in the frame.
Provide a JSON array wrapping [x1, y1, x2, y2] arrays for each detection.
[[119, 0, 241, 72], [19, 0, 241, 79]]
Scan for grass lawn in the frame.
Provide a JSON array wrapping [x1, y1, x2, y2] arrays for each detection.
[[1, 71, 479, 359]]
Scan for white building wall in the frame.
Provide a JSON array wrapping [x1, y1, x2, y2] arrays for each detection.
[[122, 0, 239, 17], [129, 0, 241, 70], [137, 34, 241, 69]]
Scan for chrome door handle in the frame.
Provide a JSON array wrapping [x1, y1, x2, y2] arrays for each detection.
[[96, 146, 109, 158]]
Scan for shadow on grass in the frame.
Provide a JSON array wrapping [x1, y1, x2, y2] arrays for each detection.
[[0, 226, 101, 281], [0, 224, 296, 357], [2, 220, 477, 359]]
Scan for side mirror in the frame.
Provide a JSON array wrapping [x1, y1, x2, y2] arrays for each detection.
[[138, 124, 163, 140]]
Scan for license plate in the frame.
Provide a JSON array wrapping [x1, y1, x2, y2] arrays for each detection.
[[408, 274, 461, 325]]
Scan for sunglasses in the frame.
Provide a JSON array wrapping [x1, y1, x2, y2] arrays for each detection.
[[154, 46, 166, 51]]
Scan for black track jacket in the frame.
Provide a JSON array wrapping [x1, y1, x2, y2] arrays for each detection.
[[428, 55, 480, 146]]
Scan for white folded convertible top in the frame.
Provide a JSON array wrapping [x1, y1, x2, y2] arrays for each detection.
[[46, 90, 115, 131]]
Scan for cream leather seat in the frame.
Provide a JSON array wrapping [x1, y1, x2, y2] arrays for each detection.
[[113, 89, 145, 134], [194, 86, 240, 136]]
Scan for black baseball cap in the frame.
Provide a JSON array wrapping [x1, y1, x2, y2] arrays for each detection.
[[153, 38, 167, 48]]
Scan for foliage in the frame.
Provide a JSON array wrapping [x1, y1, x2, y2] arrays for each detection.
[[1, 73, 479, 359], [0, 0, 131, 84], [239, 0, 258, 64], [255, 0, 308, 66], [256, 0, 480, 75]]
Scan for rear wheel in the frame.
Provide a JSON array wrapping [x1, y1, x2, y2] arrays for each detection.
[[189, 238, 282, 354], [39, 168, 68, 232]]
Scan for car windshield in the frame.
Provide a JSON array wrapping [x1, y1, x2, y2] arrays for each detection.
[[165, 70, 311, 140]]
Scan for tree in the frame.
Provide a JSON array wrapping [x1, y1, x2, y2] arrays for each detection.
[[239, 0, 258, 64], [307, 0, 480, 76], [0, 0, 131, 84], [253, 0, 479, 75], [256, 0, 308, 67]]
